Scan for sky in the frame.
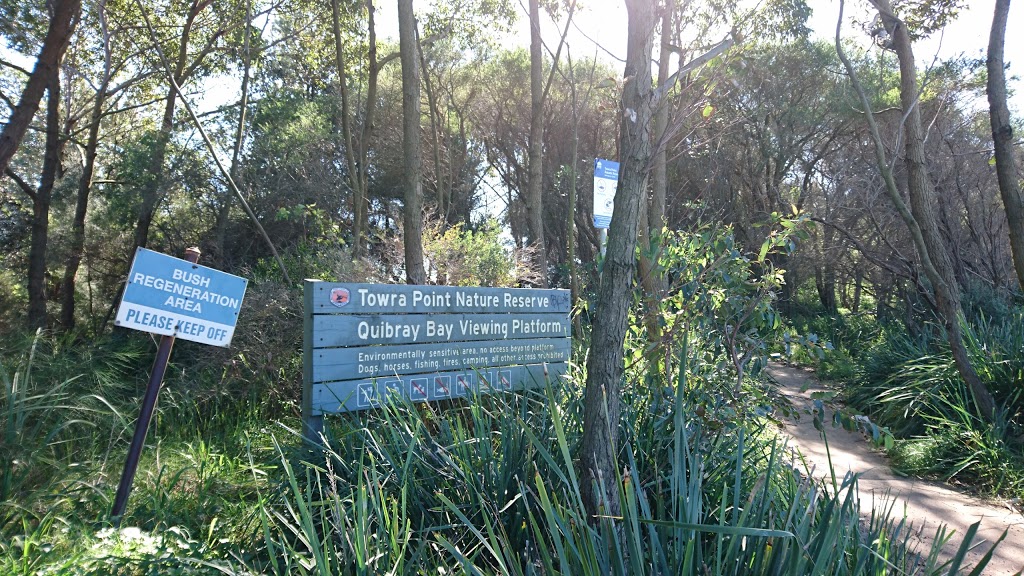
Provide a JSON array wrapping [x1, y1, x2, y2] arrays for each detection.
[[369, 0, 1023, 221], [3, 1, 1018, 114], [374, 0, 1022, 111]]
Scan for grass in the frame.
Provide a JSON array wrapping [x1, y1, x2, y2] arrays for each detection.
[[0, 325, 1003, 574]]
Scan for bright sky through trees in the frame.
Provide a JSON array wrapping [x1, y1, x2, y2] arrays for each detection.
[[374, 0, 1024, 110]]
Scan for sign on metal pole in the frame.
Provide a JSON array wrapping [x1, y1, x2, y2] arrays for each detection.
[[115, 248, 248, 347], [593, 158, 619, 229], [302, 282, 571, 440], [111, 247, 247, 522]]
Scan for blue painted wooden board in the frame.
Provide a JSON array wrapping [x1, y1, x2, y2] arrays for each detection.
[[311, 362, 567, 414], [310, 282, 570, 314], [313, 337, 571, 383], [312, 313, 570, 347]]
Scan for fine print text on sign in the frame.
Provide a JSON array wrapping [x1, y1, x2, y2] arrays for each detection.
[[115, 248, 248, 347], [593, 158, 619, 229], [303, 282, 571, 421]]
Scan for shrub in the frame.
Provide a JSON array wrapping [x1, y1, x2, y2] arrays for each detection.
[[243, 341, 986, 574], [846, 312, 1024, 499]]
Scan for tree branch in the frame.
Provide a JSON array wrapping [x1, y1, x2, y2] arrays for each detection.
[[4, 168, 37, 200], [652, 36, 734, 105], [134, 0, 293, 285], [379, 30, 446, 68], [0, 57, 32, 76]]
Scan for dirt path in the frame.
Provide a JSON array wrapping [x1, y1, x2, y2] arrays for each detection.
[[767, 364, 1024, 575]]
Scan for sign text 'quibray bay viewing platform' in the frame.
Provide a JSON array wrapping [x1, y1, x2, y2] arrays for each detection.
[[302, 281, 571, 434]]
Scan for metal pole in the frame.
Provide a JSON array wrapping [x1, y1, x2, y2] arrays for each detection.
[[110, 247, 201, 523], [599, 228, 608, 257]]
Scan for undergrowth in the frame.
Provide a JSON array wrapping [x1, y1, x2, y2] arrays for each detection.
[[786, 298, 1024, 503], [0, 226, 1005, 573], [0, 327, 997, 574]]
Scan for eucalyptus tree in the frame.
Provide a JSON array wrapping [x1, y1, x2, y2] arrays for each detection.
[[470, 46, 616, 276], [331, 0, 384, 258], [515, 0, 575, 286], [836, 0, 997, 419], [579, 0, 658, 517], [470, 50, 531, 246], [237, 1, 350, 252], [0, 0, 80, 177], [60, 0, 158, 330], [1, 0, 81, 328], [987, 0, 1023, 291], [711, 39, 849, 309], [398, 0, 425, 283], [526, 0, 546, 283], [130, 0, 252, 252], [418, 42, 488, 227], [5, 68, 62, 329]]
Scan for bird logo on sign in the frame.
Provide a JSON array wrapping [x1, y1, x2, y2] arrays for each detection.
[[330, 287, 351, 307]]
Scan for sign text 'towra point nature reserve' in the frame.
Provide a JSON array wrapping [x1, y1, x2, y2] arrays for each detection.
[[115, 248, 248, 347], [302, 282, 571, 418]]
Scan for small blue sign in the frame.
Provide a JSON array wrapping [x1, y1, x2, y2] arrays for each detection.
[[593, 158, 619, 229], [115, 248, 248, 347]]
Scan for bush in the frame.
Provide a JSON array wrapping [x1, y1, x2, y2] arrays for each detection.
[[783, 303, 881, 382], [845, 312, 1024, 499], [242, 340, 983, 575]]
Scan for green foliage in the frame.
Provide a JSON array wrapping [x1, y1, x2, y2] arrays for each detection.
[[239, 337, 981, 574], [894, 0, 967, 38], [0, 263, 995, 573], [785, 303, 881, 382], [0, 332, 138, 516], [646, 215, 820, 394], [840, 311, 1024, 499], [0, 329, 280, 573], [421, 218, 522, 287]]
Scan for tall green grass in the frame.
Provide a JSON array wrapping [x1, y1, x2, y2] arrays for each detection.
[[844, 313, 1024, 499], [244, 341, 992, 575], [0, 332, 133, 525], [0, 331, 271, 574], [0, 320, 1004, 574]]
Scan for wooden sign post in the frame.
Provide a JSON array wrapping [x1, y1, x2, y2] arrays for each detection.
[[110, 247, 248, 522], [302, 282, 571, 441]]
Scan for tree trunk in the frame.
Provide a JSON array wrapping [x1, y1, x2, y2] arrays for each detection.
[[419, 38, 447, 221], [580, 0, 656, 521], [815, 266, 837, 312], [868, 0, 997, 419], [0, 0, 79, 177], [817, 223, 837, 312], [636, 0, 672, 374], [214, 0, 253, 263], [987, 0, 1024, 292], [356, 0, 379, 256], [526, 0, 548, 286], [132, 94, 175, 251], [566, 54, 580, 332], [27, 75, 63, 329], [649, 0, 671, 233], [398, 0, 425, 284], [331, 0, 369, 258], [133, 1, 210, 251], [60, 52, 110, 330], [852, 268, 863, 313]]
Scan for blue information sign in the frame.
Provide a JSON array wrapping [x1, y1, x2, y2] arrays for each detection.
[[115, 248, 248, 347], [302, 281, 570, 423], [593, 158, 619, 229]]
